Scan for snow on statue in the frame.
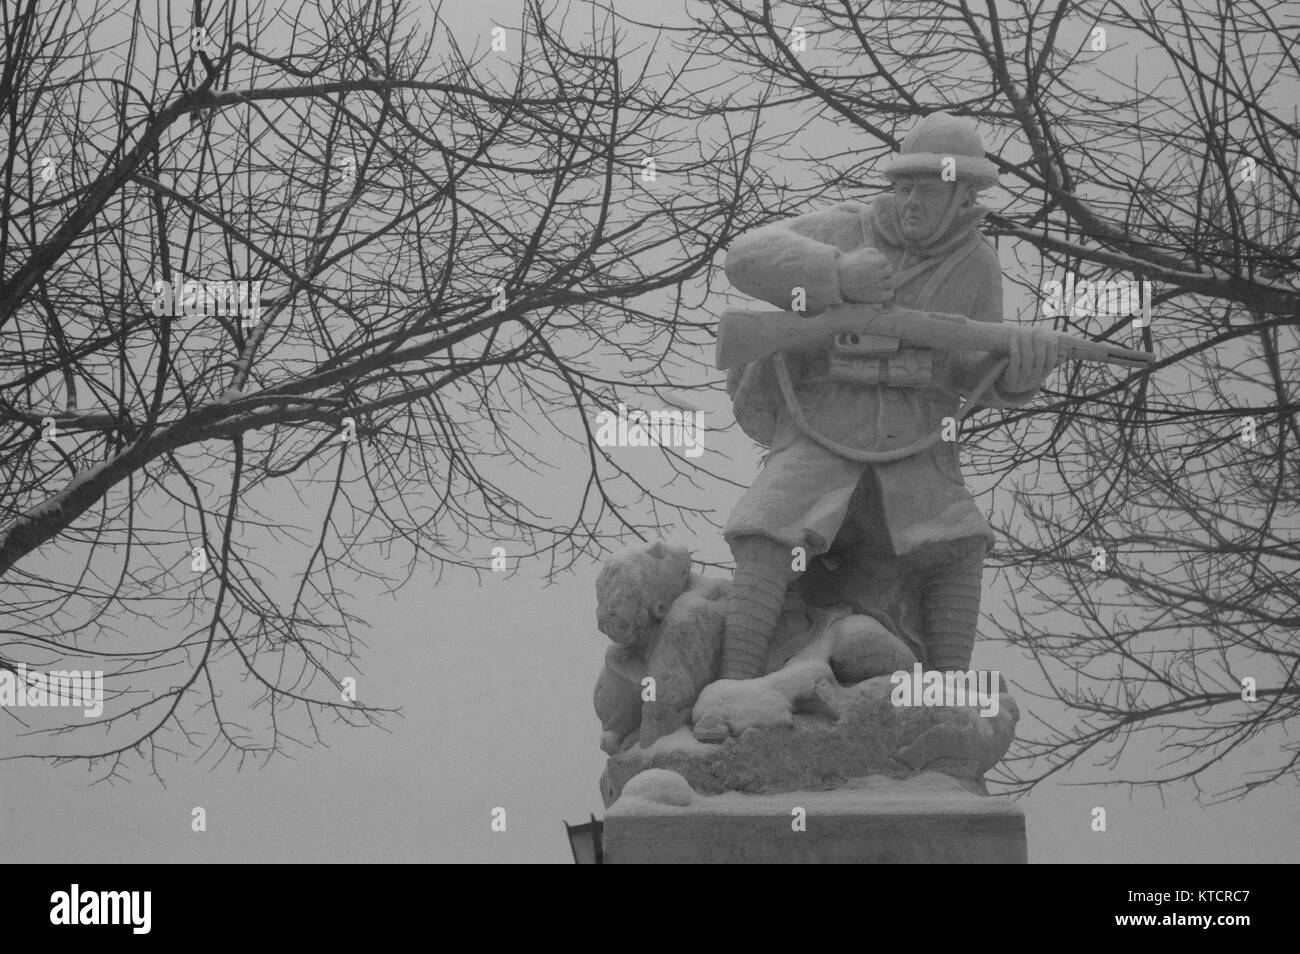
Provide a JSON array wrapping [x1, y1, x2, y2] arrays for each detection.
[[590, 113, 1081, 806]]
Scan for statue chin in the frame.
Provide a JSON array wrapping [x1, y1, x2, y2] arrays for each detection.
[[900, 220, 933, 243]]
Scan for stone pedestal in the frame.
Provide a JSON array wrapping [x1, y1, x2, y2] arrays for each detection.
[[603, 773, 1027, 864], [591, 541, 1031, 864]]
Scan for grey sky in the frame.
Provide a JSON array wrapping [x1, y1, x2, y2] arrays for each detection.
[[3, 0, 1297, 863]]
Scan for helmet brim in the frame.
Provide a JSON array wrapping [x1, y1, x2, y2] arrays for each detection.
[[881, 152, 999, 189]]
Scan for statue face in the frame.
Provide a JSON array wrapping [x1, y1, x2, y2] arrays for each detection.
[[892, 175, 960, 241]]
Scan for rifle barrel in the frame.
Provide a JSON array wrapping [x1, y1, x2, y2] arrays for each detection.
[[716, 305, 1156, 371]]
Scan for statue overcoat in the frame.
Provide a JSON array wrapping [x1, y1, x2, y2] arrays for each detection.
[[723, 194, 1039, 557]]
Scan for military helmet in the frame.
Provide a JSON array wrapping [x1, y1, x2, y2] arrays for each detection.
[[881, 111, 999, 190]]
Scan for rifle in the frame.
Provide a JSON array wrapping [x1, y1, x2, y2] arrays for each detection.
[[715, 303, 1155, 372]]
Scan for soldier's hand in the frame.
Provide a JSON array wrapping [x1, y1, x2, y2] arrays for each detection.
[[836, 249, 893, 304], [1000, 327, 1060, 393]]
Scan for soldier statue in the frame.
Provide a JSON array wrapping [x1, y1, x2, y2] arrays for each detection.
[[718, 112, 1061, 681]]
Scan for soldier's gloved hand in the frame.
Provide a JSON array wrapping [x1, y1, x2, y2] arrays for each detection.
[[836, 249, 894, 304], [1000, 327, 1060, 393]]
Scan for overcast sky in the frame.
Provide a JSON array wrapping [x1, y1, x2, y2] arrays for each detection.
[[3, 0, 1296, 864]]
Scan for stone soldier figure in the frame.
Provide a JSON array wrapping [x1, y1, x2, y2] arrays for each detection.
[[720, 112, 1059, 680]]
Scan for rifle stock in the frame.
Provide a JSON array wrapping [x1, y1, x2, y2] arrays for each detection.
[[715, 303, 1155, 371]]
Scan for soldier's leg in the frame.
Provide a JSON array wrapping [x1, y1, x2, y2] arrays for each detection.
[[721, 427, 867, 680], [919, 537, 988, 670], [721, 534, 798, 680]]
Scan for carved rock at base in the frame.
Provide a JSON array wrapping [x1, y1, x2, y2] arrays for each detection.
[[592, 541, 1017, 805], [600, 672, 1017, 806]]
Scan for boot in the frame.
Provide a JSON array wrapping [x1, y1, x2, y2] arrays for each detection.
[[721, 535, 797, 679], [920, 543, 985, 670]]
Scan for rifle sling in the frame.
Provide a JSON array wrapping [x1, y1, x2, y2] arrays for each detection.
[[772, 351, 1009, 464]]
